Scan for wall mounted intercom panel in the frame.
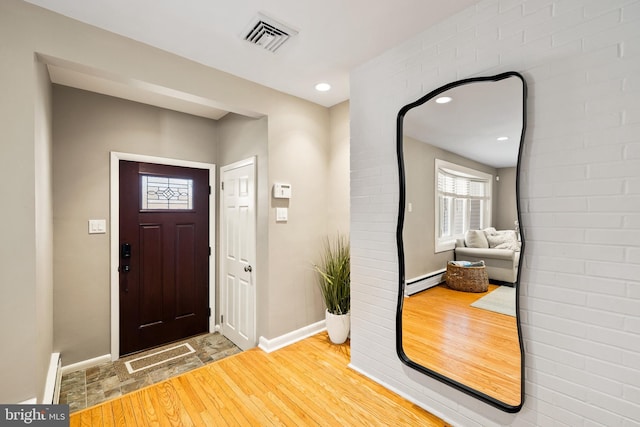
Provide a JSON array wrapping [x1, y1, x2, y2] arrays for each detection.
[[273, 183, 292, 199]]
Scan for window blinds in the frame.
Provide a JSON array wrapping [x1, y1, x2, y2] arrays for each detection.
[[437, 171, 486, 198]]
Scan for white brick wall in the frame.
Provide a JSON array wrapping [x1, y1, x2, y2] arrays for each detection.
[[349, 0, 640, 425]]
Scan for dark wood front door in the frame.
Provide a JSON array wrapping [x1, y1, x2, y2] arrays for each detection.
[[119, 160, 209, 356]]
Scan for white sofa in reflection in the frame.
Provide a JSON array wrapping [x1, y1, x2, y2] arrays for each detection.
[[454, 228, 520, 284]]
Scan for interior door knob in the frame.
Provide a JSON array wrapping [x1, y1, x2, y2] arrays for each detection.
[[244, 265, 252, 272]]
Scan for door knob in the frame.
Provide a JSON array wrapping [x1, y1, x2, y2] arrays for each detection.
[[244, 265, 252, 272]]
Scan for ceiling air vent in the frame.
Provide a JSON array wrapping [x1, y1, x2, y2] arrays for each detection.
[[243, 13, 298, 53]]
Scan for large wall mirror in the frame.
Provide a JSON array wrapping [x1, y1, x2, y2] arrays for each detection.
[[396, 72, 527, 412]]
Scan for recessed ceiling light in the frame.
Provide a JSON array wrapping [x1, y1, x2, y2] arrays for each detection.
[[435, 96, 452, 104], [497, 136, 509, 141], [315, 83, 331, 92]]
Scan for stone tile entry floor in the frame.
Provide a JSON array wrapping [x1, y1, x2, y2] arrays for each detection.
[[59, 332, 242, 413]]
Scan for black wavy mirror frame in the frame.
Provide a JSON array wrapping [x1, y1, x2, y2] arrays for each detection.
[[396, 72, 527, 413]]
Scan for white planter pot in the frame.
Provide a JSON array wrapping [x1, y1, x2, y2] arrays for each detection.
[[325, 310, 351, 344]]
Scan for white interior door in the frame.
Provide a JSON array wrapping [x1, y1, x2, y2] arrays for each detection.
[[220, 158, 256, 351]]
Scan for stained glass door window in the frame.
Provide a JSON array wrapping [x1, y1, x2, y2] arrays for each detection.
[[141, 175, 193, 210]]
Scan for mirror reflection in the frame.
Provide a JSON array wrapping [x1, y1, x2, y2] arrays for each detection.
[[397, 72, 526, 412]]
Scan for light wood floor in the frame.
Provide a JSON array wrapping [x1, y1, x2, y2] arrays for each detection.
[[402, 284, 521, 406], [70, 333, 450, 426]]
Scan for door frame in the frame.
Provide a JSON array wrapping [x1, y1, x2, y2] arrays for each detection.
[[109, 152, 216, 361], [219, 157, 257, 350]]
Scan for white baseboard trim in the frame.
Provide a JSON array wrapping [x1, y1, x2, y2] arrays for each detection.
[[258, 320, 326, 353], [60, 354, 112, 375], [42, 353, 61, 404]]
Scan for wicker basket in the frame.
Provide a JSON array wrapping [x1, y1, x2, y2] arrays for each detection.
[[444, 263, 489, 293]]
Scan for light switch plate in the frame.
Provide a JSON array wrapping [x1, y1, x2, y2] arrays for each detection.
[[88, 219, 107, 234], [276, 207, 288, 222]]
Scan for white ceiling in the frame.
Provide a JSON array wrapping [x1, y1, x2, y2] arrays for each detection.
[[403, 76, 524, 168], [25, 0, 481, 108]]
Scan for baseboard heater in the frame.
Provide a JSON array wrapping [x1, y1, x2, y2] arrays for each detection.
[[405, 268, 446, 296]]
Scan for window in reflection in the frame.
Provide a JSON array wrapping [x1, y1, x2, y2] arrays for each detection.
[[435, 159, 492, 252]]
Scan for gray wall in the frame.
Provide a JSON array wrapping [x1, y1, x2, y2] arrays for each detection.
[[402, 136, 497, 280], [34, 59, 55, 404], [266, 104, 331, 333], [495, 167, 517, 231], [328, 101, 351, 234], [0, 52, 54, 404], [52, 86, 220, 364]]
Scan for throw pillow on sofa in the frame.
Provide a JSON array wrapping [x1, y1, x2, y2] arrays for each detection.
[[464, 230, 489, 248], [486, 230, 518, 248], [483, 227, 498, 236]]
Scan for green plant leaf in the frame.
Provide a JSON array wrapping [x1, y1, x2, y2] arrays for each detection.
[[314, 234, 350, 315]]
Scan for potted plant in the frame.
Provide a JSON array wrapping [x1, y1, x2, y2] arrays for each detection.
[[314, 234, 350, 344]]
